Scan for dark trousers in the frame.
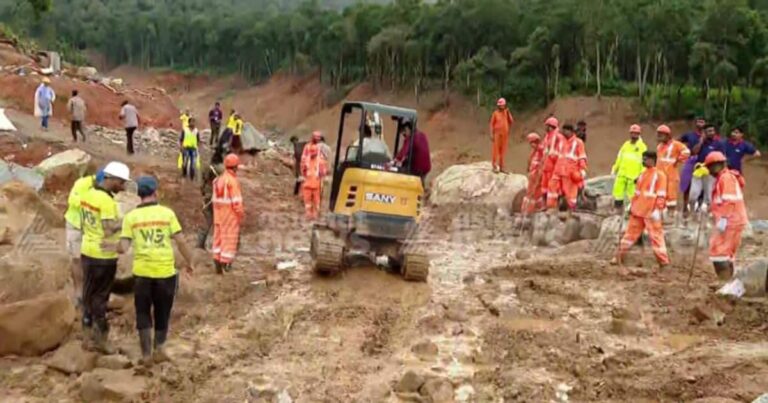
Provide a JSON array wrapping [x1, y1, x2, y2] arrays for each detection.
[[181, 147, 198, 180], [71, 121, 85, 142], [198, 203, 213, 247], [82, 255, 117, 332], [210, 121, 220, 146], [294, 177, 301, 195], [134, 275, 178, 331], [126, 127, 137, 154]]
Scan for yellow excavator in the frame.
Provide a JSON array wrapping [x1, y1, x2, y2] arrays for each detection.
[[310, 102, 429, 281]]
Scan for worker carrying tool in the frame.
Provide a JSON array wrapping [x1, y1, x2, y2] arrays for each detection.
[[611, 151, 670, 268], [611, 124, 647, 213], [300, 131, 329, 220], [489, 98, 514, 173], [521, 132, 545, 214], [546, 124, 587, 212], [112, 176, 195, 367], [704, 151, 747, 282], [179, 117, 201, 180], [656, 124, 690, 223], [540, 116, 562, 199], [79, 161, 131, 353], [211, 153, 244, 274]]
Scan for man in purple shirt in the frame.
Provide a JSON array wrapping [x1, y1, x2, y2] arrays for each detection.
[[679, 116, 705, 214], [394, 120, 431, 187], [724, 127, 761, 174], [688, 124, 726, 212], [209, 102, 223, 146]]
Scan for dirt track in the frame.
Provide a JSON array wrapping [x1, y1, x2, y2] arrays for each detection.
[[1, 72, 767, 401]]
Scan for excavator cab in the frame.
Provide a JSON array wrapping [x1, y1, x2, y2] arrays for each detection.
[[310, 102, 429, 281]]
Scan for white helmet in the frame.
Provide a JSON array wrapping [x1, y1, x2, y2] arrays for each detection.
[[102, 161, 131, 181]]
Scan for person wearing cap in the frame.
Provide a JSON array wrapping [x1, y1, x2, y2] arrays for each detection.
[[64, 169, 103, 311], [656, 124, 690, 223], [679, 116, 707, 213], [521, 132, 545, 214], [612, 151, 670, 269], [212, 154, 244, 273], [112, 176, 195, 366], [705, 151, 748, 282], [301, 134, 329, 220], [489, 98, 515, 173], [79, 161, 130, 353], [34, 78, 56, 130], [540, 116, 562, 200], [179, 117, 201, 180], [546, 123, 587, 212], [610, 124, 647, 213], [688, 124, 726, 213], [393, 120, 431, 187]]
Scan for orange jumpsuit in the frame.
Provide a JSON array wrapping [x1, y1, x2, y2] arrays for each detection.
[[490, 109, 514, 170], [522, 141, 545, 214], [541, 129, 562, 195], [547, 135, 587, 210], [709, 169, 747, 264], [211, 169, 244, 264], [617, 167, 670, 264], [301, 145, 328, 220], [656, 140, 690, 207]]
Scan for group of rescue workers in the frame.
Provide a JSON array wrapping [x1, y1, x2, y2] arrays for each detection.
[[493, 97, 756, 283], [64, 115, 246, 365]]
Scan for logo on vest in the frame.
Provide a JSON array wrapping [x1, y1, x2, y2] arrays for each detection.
[[365, 192, 396, 204]]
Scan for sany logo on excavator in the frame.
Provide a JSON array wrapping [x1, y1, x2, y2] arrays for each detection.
[[365, 192, 396, 204]]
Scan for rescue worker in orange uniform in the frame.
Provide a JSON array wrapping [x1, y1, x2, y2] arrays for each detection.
[[547, 124, 587, 212], [705, 151, 748, 281], [489, 98, 514, 173], [541, 116, 562, 198], [300, 131, 329, 220], [211, 153, 244, 274], [612, 151, 670, 268], [656, 124, 691, 222], [521, 132, 545, 214]]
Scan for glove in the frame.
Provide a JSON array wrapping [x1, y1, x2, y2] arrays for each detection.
[[650, 209, 661, 221], [717, 217, 728, 232]]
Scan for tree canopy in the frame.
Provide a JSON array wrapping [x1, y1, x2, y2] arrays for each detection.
[[4, 0, 768, 141]]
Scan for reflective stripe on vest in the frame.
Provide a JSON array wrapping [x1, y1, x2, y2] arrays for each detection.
[[713, 174, 744, 204], [660, 143, 675, 163], [642, 172, 659, 197], [183, 128, 198, 148]]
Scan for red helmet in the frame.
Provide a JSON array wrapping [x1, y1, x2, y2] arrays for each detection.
[[526, 132, 541, 143], [224, 153, 240, 168], [497, 98, 507, 107], [629, 124, 641, 133], [545, 117, 559, 128], [704, 151, 727, 166], [656, 124, 671, 135]]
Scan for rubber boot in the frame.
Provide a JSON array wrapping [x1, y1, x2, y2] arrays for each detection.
[[613, 200, 624, 216], [138, 329, 153, 368], [196, 232, 207, 250], [153, 329, 170, 363], [214, 260, 224, 274], [93, 327, 116, 355]]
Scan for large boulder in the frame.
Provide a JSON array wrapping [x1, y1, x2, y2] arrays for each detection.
[[0, 161, 44, 192], [36, 149, 91, 177], [46, 341, 98, 374], [431, 162, 527, 213], [585, 175, 614, 196], [0, 253, 71, 304], [0, 292, 75, 356], [77, 66, 99, 79], [0, 180, 64, 229], [241, 122, 270, 152]]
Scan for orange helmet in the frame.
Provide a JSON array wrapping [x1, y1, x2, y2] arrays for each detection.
[[545, 117, 559, 128], [704, 151, 727, 166], [656, 124, 671, 135], [629, 124, 641, 133], [497, 98, 507, 106], [224, 153, 240, 168], [526, 132, 541, 143]]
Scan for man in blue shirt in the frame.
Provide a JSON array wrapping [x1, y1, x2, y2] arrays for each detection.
[[679, 116, 705, 216], [724, 127, 761, 174]]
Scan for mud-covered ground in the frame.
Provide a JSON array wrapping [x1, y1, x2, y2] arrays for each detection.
[[1, 108, 767, 403]]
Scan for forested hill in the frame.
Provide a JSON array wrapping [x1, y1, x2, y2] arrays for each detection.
[[4, 0, 768, 143]]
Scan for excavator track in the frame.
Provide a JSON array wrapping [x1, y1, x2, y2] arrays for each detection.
[[401, 252, 430, 282], [310, 226, 345, 276]]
